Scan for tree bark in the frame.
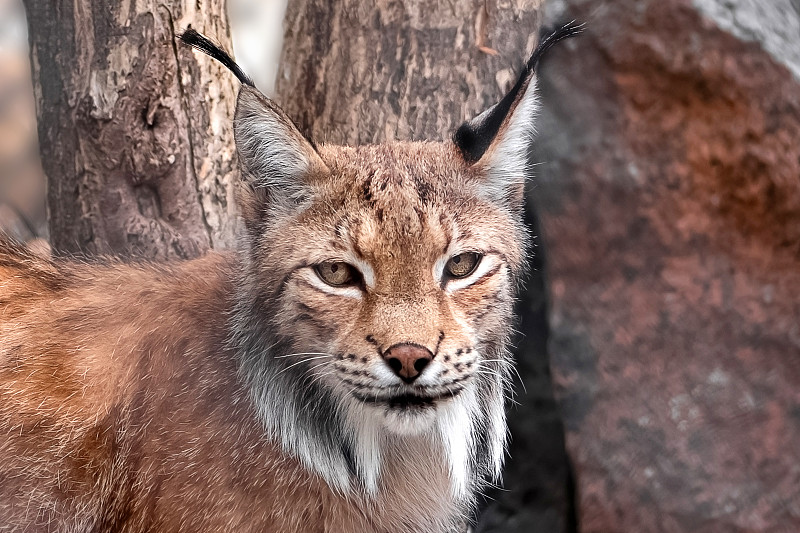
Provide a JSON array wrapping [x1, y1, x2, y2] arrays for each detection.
[[277, 1, 543, 145], [24, 0, 239, 259], [276, 2, 573, 532]]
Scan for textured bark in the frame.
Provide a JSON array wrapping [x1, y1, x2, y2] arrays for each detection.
[[276, 2, 573, 532], [278, 1, 544, 145], [533, 0, 800, 531], [24, 0, 239, 258]]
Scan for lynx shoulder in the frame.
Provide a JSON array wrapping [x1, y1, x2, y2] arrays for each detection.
[[0, 24, 581, 533]]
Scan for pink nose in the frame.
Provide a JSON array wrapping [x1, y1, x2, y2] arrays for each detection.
[[382, 343, 433, 383]]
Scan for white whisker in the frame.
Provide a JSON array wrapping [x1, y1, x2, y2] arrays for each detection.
[[276, 355, 334, 375], [275, 352, 336, 359]]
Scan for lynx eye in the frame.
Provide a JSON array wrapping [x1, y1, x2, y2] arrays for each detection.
[[445, 252, 481, 279], [314, 261, 359, 287]]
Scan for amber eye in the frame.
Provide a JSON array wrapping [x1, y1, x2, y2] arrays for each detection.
[[314, 261, 359, 287], [445, 252, 481, 279]]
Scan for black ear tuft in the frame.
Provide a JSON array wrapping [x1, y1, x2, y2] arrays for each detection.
[[454, 21, 585, 164], [179, 26, 255, 88], [524, 20, 586, 74]]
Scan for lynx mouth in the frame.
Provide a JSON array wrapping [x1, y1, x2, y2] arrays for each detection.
[[351, 388, 463, 410]]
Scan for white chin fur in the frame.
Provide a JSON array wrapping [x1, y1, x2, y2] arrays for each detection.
[[353, 390, 479, 501], [381, 405, 438, 435]]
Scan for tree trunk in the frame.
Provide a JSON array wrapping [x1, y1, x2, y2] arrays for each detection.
[[276, 2, 573, 532], [24, 0, 238, 259]]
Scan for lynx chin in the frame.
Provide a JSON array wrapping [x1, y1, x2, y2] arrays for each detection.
[[0, 23, 581, 533]]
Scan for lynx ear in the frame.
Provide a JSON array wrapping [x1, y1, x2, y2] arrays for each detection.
[[234, 87, 328, 207], [180, 28, 328, 223], [454, 22, 584, 206]]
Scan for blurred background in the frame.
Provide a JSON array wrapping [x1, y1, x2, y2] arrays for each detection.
[[0, 0, 45, 243], [2, 0, 799, 532]]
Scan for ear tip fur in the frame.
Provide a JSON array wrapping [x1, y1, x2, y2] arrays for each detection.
[[236, 84, 264, 103], [179, 26, 256, 88], [453, 21, 584, 163], [526, 20, 586, 71]]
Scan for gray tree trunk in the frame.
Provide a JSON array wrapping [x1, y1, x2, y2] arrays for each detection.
[[276, 2, 573, 532], [24, 0, 239, 259]]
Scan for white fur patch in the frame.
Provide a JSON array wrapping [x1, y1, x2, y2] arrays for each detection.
[[370, 359, 399, 386], [436, 385, 479, 500], [382, 405, 438, 436], [485, 373, 508, 481], [344, 402, 384, 495], [480, 77, 540, 204], [414, 360, 446, 387]]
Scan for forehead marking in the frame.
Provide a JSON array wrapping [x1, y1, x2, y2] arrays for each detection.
[[412, 174, 434, 205]]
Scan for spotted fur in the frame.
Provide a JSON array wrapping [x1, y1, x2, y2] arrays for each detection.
[[0, 25, 579, 533]]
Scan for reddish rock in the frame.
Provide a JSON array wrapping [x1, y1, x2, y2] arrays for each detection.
[[532, 0, 800, 531]]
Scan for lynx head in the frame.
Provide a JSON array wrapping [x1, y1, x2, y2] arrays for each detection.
[[181, 25, 581, 501]]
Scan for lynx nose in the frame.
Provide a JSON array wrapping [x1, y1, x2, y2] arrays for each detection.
[[382, 343, 433, 383]]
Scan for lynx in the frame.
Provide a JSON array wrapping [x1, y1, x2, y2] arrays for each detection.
[[0, 24, 580, 533]]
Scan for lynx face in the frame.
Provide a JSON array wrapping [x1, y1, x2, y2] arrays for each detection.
[[207, 21, 579, 500], [228, 81, 534, 497], [265, 142, 524, 436]]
